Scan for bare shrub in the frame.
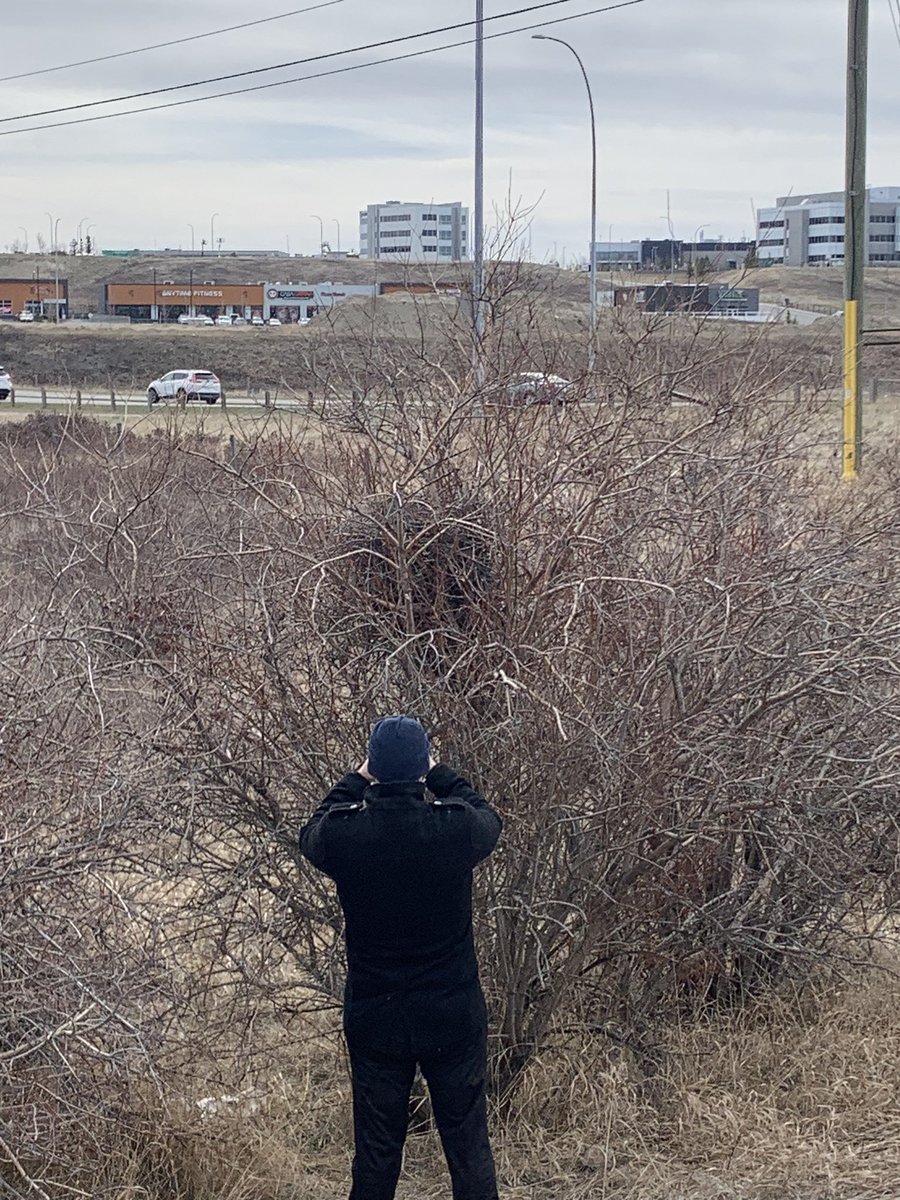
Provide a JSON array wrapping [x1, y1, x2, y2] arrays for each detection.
[[1, 298, 899, 1196]]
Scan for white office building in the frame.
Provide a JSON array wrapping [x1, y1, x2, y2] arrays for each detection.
[[359, 201, 469, 262], [756, 187, 900, 266]]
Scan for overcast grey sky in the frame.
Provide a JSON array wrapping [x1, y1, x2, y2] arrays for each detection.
[[2, 0, 900, 260]]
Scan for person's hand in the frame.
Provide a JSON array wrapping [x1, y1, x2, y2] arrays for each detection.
[[357, 758, 375, 782]]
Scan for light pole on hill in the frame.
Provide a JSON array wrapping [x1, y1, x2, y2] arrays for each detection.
[[533, 34, 598, 372], [45, 212, 61, 323], [311, 214, 324, 255]]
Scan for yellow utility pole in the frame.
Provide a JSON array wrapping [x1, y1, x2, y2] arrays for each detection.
[[843, 0, 868, 479]]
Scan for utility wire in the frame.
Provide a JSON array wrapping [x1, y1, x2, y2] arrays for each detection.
[[0, 1, 349, 84], [0, 1, 645, 139], [888, 0, 900, 47], [0, 0, 645, 125]]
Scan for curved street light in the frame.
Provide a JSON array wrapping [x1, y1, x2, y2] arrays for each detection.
[[187, 223, 196, 253], [210, 212, 220, 257], [533, 34, 598, 371], [17, 226, 28, 253], [311, 214, 324, 254]]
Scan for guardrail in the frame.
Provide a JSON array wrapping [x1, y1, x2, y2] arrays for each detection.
[[0, 385, 318, 412]]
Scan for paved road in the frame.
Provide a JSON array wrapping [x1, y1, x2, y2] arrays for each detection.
[[2, 387, 303, 412]]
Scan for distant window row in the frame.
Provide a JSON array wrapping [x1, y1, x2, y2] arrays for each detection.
[[808, 215, 845, 225], [809, 235, 844, 244], [759, 220, 784, 229]]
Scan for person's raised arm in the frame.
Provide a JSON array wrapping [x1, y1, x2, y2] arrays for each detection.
[[299, 765, 370, 872], [426, 762, 502, 867]]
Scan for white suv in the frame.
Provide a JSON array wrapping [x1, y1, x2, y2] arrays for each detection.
[[147, 369, 222, 405], [0, 365, 10, 400]]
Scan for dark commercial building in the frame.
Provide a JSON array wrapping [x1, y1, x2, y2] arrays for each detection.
[[614, 282, 760, 315]]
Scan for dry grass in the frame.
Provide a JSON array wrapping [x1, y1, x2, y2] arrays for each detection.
[[134, 946, 900, 1200]]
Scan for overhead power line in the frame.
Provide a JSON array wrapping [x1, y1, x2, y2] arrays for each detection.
[[888, 0, 900, 47], [0, 0, 645, 126], [0, 0, 647, 139], [0, 1, 349, 83]]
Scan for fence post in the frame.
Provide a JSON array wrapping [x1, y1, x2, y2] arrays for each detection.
[[9, 387, 14, 407], [76, 388, 82, 409], [110, 388, 116, 411], [264, 389, 272, 409], [228, 433, 237, 465], [793, 382, 802, 404], [41, 387, 47, 408], [220, 388, 227, 410], [869, 377, 879, 406]]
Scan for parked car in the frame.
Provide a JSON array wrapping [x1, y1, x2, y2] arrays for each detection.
[[496, 372, 574, 405], [176, 313, 215, 327], [147, 369, 221, 405], [251, 315, 265, 327], [215, 314, 233, 326], [0, 365, 11, 400], [267, 317, 282, 327], [18, 310, 35, 323]]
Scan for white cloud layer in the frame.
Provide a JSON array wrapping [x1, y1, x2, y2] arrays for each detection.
[[2, 0, 899, 259]]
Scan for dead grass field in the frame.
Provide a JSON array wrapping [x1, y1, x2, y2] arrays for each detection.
[[153, 945, 900, 1200]]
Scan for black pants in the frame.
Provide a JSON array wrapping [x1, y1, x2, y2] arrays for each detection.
[[344, 987, 498, 1200]]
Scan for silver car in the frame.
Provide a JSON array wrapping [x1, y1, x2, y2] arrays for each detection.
[[147, 369, 221, 405], [0, 365, 11, 400]]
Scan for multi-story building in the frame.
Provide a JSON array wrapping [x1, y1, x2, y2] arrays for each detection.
[[756, 187, 900, 266], [359, 201, 469, 262]]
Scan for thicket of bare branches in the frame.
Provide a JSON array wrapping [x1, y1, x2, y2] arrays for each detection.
[[2, 299, 899, 1196]]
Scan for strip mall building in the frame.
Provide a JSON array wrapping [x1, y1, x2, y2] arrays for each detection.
[[0, 278, 69, 318], [104, 280, 378, 323]]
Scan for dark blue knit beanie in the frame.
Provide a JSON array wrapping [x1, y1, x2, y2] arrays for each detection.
[[368, 716, 430, 783]]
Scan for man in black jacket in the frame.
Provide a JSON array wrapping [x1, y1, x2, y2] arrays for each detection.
[[299, 715, 501, 1200]]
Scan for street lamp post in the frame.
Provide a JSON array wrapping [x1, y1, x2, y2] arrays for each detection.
[[210, 212, 220, 257], [77, 216, 90, 255], [332, 218, 341, 252], [533, 34, 598, 372], [187, 223, 196, 253], [17, 227, 28, 253], [688, 223, 710, 279], [311, 214, 324, 254], [45, 212, 61, 323]]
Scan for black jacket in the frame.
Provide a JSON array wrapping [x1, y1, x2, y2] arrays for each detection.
[[299, 764, 501, 1000]]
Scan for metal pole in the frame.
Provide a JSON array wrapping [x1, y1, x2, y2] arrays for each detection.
[[473, 0, 485, 388], [332, 219, 341, 252], [533, 34, 597, 372], [843, 0, 868, 479], [17, 226, 28, 253], [210, 212, 220, 258], [188, 223, 195, 253], [311, 214, 324, 255]]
